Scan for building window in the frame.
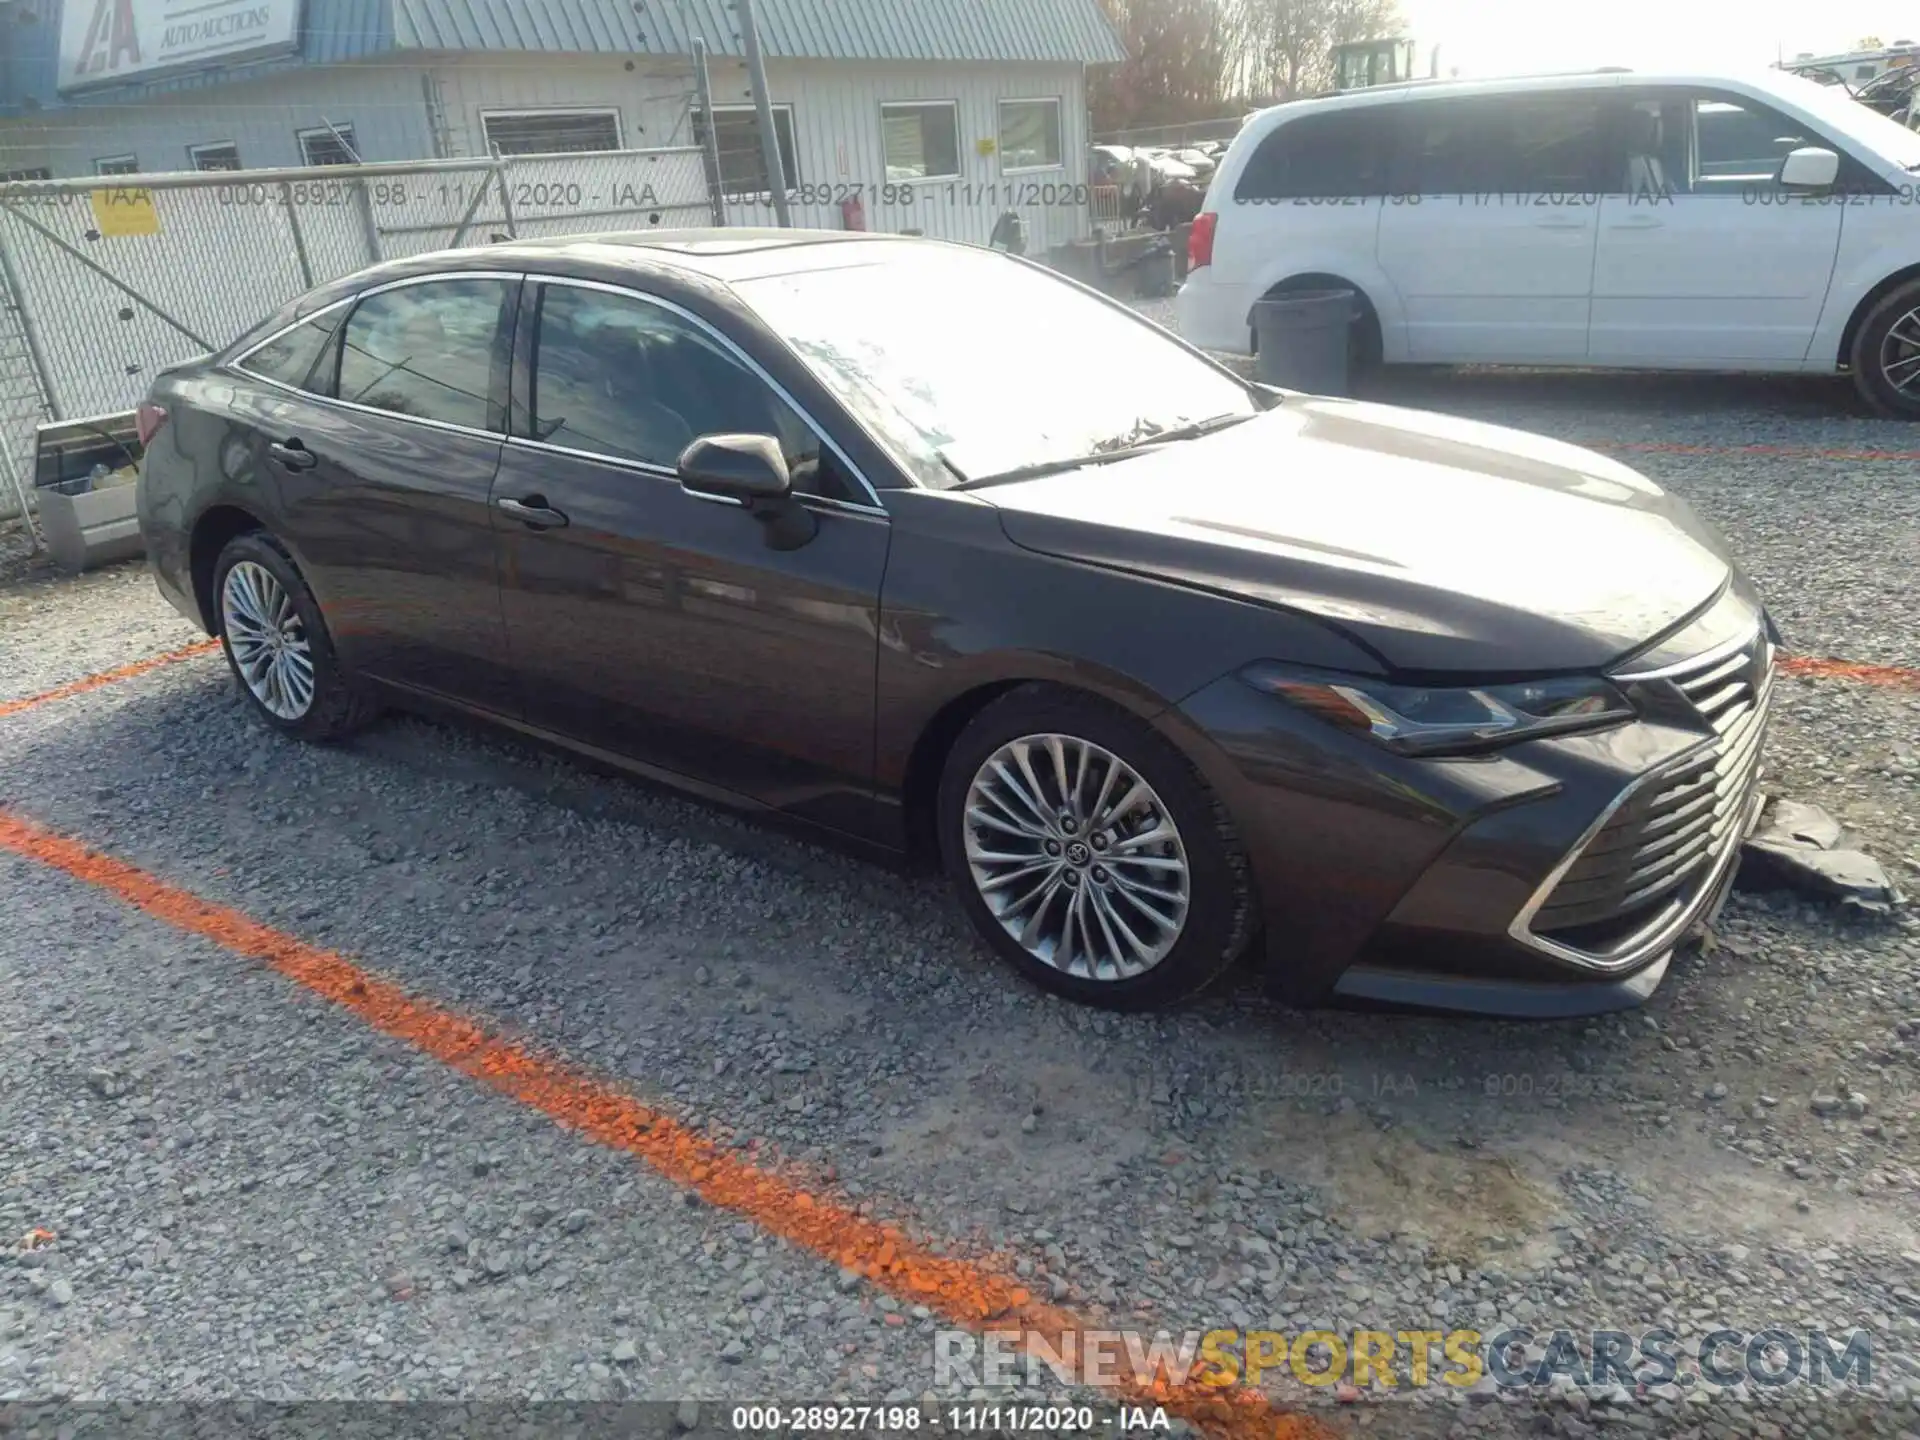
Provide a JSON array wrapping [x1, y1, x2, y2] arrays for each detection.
[[693, 105, 800, 197], [188, 142, 242, 172], [297, 125, 359, 166], [1, 167, 53, 182], [95, 155, 139, 175], [481, 110, 621, 156], [997, 98, 1063, 171], [880, 101, 960, 182]]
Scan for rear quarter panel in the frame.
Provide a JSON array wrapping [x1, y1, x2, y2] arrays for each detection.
[[138, 367, 295, 631]]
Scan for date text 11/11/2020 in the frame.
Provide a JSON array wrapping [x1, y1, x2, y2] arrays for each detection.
[[208, 180, 669, 211], [208, 179, 1099, 211]]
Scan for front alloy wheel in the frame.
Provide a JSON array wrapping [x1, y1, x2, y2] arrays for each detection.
[[1875, 305, 1920, 405], [1851, 280, 1920, 418], [963, 733, 1191, 981], [938, 686, 1254, 1011]]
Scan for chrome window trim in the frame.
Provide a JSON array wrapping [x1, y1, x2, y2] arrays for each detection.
[[228, 268, 891, 511], [232, 271, 528, 442], [1507, 654, 1774, 975], [500, 433, 889, 520], [526, 274, 887, 511]]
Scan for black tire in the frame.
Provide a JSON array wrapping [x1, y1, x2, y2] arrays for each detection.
[[1848, 279, 1920, 418], [936, 685, 1256, 1011], [211, 531, 379, 741]]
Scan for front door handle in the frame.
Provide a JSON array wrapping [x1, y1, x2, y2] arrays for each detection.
[[497, 495, 570, 530], [268, 438, 317, 471], [1608, 214, 1664, 230]]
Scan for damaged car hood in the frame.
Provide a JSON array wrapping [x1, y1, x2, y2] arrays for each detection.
[[979, 397, 1736, 675]]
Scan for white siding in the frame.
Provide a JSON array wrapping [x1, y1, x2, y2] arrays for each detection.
[[425, 54, 697, 157], [1, 51, 1095, 244], [0, 61, 438, 178], [745, 59, 1094, 250], [421, 53, 1094, 247]]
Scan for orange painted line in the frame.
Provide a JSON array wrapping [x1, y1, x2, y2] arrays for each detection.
[[1779, 654, 1920, 690], [0, 807, 1327, 1440], [1593, 441, 1920, 462], [0, 640, 219, 721]]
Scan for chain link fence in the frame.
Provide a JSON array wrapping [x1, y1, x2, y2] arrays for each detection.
[[0, 146, 713, 537]]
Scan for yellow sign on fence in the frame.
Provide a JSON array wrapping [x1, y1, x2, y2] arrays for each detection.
[[89, 187, 159, 237]]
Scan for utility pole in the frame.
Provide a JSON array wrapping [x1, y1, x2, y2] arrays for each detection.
[[735, 0, 791, 226], [692, 37, 729, 226]]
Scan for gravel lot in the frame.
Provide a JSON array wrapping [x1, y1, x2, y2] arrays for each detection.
[[4, 348, 1920, 1439]]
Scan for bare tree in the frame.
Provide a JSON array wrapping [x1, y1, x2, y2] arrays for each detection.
[[1090, 0, 1404, 133], [1224, 0, 1403, 101], [1091, 0, 1239, 131]]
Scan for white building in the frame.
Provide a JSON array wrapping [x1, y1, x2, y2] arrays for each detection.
[[0, 0, 1126, 250]]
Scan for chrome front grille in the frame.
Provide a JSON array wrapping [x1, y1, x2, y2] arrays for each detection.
[[1523, 629, 1774, 963]]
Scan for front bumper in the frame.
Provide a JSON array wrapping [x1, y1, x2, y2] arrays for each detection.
[[1169, 597, 1774, 1018]]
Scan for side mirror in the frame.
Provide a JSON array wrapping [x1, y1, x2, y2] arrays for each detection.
[[1778, 146, 1840, 191], [677, 432, 791, 503], [676, 432, 817, 550]]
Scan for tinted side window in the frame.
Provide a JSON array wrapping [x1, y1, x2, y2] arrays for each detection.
[[338, 278, 510, 431], [1693, 96, 1811, 187], [241, 310, 343, 394], [1394, 94, 1607, 194], [1235, 110, 1392, 199], [529, 284, 841, 497]]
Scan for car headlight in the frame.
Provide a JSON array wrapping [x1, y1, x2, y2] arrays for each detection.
[[1239, 664, 1635, 756]]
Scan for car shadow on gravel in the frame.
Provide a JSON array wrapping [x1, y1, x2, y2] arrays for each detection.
[[9, 670, 1912, 1270]]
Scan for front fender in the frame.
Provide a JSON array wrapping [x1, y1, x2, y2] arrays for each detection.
[[1806, 233, 1920, 369]]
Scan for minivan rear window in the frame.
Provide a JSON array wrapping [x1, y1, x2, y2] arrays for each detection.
[[1235, 109, 1394, 200]]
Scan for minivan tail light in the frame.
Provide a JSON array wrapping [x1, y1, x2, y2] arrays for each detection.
[[1188, 211, 1217, 270], [135, 403, 168, 448]]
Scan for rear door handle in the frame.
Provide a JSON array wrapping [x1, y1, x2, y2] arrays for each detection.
[[268, 438, 317, 471], [1535, 217, 1588, 231], [497, 495, 570, 529]]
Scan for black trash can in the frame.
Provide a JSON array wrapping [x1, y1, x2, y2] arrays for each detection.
[[1248, 289, 1356, 395]]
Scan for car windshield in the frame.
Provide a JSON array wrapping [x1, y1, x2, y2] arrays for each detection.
[[1755, 67, 1920, 168], [733, 247, 1259, 487]]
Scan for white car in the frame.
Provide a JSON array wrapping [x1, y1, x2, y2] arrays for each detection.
[[1175, 68, 1920, 416]]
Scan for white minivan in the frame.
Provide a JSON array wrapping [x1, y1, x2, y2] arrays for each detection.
[[1175, 68, 1920, 416]]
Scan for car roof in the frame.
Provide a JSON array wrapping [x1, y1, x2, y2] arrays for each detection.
[[1239, 66, 1812, 127], [380, 229, 922, 286], [248, 228, 979, 352]]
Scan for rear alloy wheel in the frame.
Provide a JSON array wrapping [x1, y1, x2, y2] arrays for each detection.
[[1850, 280, 1920, 418], [939, 687, 1254, 1010], [222, 560, 314, 721], [212, 531, 377, 741]]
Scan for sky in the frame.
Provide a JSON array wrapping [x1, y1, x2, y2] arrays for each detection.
[[1397, 0, 1920, 76]]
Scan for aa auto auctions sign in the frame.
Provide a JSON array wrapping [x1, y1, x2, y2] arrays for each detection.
[[59, 0, 303, 93]]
